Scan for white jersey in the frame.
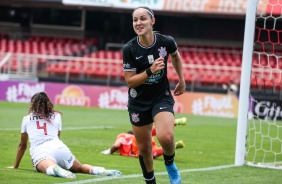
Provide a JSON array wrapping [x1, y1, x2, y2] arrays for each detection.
[[21, 112, 75, 169], [21, 112, 62, 148]]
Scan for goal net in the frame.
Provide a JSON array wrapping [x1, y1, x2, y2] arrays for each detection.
[[236, 0, 282, 169]]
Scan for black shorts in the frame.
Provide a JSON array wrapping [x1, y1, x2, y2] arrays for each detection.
[[128, 99, 174, 126]]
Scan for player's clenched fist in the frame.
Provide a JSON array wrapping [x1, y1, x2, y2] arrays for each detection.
[[151, 57, 165, 73]]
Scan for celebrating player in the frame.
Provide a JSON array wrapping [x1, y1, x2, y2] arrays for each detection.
[[122, 6, 186, 184], [10, 92, 122, 179]]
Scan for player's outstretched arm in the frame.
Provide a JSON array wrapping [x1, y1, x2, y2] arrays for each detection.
[[13, 133, 28, 168], [101, 141, 121, 155]]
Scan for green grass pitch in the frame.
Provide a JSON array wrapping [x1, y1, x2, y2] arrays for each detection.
[[0, 101, 280, 184]]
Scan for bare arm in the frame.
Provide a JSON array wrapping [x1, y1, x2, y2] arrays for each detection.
[[101, 139, 122, 155], [124, 57, 165, 88], [170, 51, 186, 96], [109, 141, 121, 154], [13, 133, 28, 168]]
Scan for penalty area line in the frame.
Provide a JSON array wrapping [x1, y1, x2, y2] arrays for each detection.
[[56, 164, 236, 184]]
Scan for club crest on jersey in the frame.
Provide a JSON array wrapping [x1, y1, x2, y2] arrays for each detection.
[[158, 47, 167, 58], [131, 113, 140, 123]]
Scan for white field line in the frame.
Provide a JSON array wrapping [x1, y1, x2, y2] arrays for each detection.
[[55, 164, 236, 184], [0, 164, 236, 183], [0, 126, 113, 131]]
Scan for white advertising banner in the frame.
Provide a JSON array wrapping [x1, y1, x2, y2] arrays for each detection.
[[62, 0, 112, 7], [112, 0, 163, 10]]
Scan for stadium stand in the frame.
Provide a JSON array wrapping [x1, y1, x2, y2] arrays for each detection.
[[0, 1, 250, 92], [1, 34, 244, 89]]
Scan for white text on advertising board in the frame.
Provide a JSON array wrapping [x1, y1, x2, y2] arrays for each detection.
[[192, 96, 235, 118], [5, 83, 45, 102], [98, 89, 128, 109]]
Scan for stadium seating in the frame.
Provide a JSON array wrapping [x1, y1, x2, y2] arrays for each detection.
[[1, 35, 97, 56], [1, 36, 250, 88]]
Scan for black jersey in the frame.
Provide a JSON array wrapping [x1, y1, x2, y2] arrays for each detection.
[[123, 33, 177, 111]]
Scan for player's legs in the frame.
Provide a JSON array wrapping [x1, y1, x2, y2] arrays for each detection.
[[70, 159, 102, 174], [70, 160, 122, 177], [154, 112, 175, 155], [36, 159, 76, 179], [132, 124, 154, 170], [129, 109, 156, 183], [36, 158, 57, 173], [38, 141, 76, 178], [153, 102, 181, 184], [31, 142, 76, 179], [69, 159, 84, 172]]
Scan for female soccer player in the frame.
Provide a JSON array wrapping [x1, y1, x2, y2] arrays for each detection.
[[122, 6, 186, 184], [11, 92, 122, 179]]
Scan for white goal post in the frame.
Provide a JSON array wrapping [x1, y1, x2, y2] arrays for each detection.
[[235, 0, 258, 166], [235, 0, 282, 169]]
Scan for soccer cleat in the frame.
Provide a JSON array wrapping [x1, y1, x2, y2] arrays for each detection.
[[103, 170, 122, 177], [174, 117, 187, 126], [175, 140, 185, 149], [165, 163, 181, 184], [97, 168, 122, 177], [53, 165, 76, 179]]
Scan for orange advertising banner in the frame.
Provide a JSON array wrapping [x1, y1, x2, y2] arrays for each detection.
[[162, 0, 268, 15], [63, 0, 277, 15], [173, 92, 239, 118]]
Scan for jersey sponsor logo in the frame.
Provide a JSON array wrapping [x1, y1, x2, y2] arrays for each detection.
[[135, 56, 143, 60], [146, 70, 164, 83], [130, 88, 137, 98], [160, 107, 167, 109], [148, 55, 154, 64], [158, 47, 167, 58], [131, 113, 140, 123], [35, 138, 54, 146]]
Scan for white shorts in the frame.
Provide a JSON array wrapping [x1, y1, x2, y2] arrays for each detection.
[[30, 139, 75, 170]]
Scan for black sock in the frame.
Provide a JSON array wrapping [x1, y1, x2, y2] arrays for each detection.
[[138, 155, 147, 173], [163, 153, 175, 166], [139, 155, 156, 184], [144, 170, 156, 184]]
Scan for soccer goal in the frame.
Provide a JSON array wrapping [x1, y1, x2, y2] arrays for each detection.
[[235, 0, 282, 169]]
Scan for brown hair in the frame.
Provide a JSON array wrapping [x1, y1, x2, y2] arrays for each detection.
[[29, 92, 61, 122], [132, 6, 155, 19], [127, 130, 134, 135]]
